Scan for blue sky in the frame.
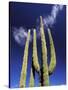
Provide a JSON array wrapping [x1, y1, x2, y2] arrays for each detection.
[[9, 2, 66, 88]]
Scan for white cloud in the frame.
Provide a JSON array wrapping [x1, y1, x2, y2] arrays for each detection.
[[43, 5, 63, 27], [13, 27, 28, 46]]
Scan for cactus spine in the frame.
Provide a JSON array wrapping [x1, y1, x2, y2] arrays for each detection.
[[19, 30, 30, 88], [33, 29, 40, 72], [48, 28, 56, 75], [40, 16, 49, 86]]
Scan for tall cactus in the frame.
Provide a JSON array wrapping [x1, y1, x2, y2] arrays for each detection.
[[19, 30, 30, 88], [40, 16, 49, 86], [19, 16, 56, 88], [48, 28, 56, 75], [33, 29, 40, 73]]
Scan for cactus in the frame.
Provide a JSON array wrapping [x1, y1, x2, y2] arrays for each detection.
[[40, 16, 49, 86], [19, 30, 30, 88], [19, 16, 56, 87], [29, 68, 34, 87], [33, 29, 40, 73], [48, 28, 56, 75]]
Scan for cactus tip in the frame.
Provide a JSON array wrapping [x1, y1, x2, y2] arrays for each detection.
[[34, 28, 36, 32], [28, 29, 31, 32]]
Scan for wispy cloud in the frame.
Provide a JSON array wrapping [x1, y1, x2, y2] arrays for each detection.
[[13, 27, 32, 46], [43, 5, 63, 27]]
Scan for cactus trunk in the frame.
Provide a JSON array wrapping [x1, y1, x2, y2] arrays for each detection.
[[19, 30, 30, 88]]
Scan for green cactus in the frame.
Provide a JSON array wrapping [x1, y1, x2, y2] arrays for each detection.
[[48, 28, 56, 75], [19, 30, 30, 88], [29, 68, 34, 87], [19, 16, 56, 87], [33, 29, 40, 73]]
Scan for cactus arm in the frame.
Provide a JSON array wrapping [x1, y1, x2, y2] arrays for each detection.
[[19, 30, 30, 87], [29, 68, 34, 87], [40, 16, 49, 86], [33, 29, 40, 73], [48, 28, 56, 75]]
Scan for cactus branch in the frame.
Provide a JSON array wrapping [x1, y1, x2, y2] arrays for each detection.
[[29, 68, 34, 87], [19, 30, 30, 87], [40, 16, 49, 86], [33, 29, 40, 73], [48, 28, 56, 75]]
